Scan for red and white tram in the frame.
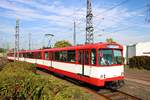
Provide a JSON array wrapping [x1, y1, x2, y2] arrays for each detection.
[[7, 42, 124, 89]]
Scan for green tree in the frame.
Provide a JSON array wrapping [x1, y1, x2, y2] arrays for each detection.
[[106, 38, 115, 43], [0, 48, 5, 53], [54, 40, 72, 48]]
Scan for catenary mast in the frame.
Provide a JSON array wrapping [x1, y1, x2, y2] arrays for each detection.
[[14, 19, 19, 61], [85, 0, 94, 44]]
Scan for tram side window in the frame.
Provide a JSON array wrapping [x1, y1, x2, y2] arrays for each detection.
[[30, 53, 32, 58], [55, 52, 60, 61], [23, 53, 27, 58], [60, 51, 67, 62], [44, 52, 49, 60], [27, 52, 34, 58], [49, 52, 52, 60], [8, 53, 13, 57], [37, 52, 42, 59], [91, 49, 96, 65], [20, 53, 23, 57], [67, 50, 76, 63], [19, 53, 22, 57], [19, 53, 21, 57], [52, 52, 55, 60], [85, 50, 89, 65], [78, 51, 82, 64], [26, 53, 29, 58], [21, 53, 23, 57]]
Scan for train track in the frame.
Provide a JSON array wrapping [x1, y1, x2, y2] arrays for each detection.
[[69, 79, 142, 100], [98, 89, 141, 100], [36, 68, 141, 100]]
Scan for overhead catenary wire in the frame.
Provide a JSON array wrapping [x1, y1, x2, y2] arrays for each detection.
[[74, 0, 131, 42], [73, 0, 129, 35], [94, 5, 147, 34], [94, 0, 129, 18], [76, 0, 130, 31], [93, 0, 130, 32], [96, 21, 150, 38]]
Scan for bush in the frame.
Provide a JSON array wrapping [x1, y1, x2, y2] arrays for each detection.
[[129, 56, 150, 70], [0, 62, 94, 100]]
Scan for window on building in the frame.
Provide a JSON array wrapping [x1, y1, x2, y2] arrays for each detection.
[[68, 50, 76, 63]]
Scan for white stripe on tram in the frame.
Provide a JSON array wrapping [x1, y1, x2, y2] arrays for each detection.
[[7, 57, 124, 79]]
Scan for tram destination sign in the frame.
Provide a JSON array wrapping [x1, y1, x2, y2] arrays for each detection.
[[107, 45, 119, 49]]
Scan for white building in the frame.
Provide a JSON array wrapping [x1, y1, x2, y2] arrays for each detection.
[[126, 42, 150, 58], [123, 42, 150, 64]]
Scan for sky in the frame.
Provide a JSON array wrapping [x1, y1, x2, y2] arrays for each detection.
[[0, 0, 150, 49]]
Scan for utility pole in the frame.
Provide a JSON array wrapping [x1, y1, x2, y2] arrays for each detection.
[[73, 21, 76, 46], [14, 19, 20, 61], [45, 34, 54, 48], [85, 0, 94, 44], [145, 3, 150, 23], [29, 33, 31, 50]]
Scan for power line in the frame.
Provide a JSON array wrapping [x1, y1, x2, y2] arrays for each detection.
[[77, 0, 129, 36], [93, 0, 130, 33], [74, 1, 144, 29], [99, 21, 149, 37], [94, 0, 129, 18], [94, 5, 147, 34], [109, 26, 135, 33], [96, 23, 147, 37]]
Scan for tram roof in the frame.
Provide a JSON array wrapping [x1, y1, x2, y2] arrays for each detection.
[[18, 42, 123, 53]]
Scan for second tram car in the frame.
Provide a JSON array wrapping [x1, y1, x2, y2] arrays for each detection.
[[7, 42, 124, 89]]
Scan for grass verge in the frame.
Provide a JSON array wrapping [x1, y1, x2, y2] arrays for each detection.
[[0, 62, 94, 100]]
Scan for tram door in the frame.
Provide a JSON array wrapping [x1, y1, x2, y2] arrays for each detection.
[[78, 50, 91, 76], [78, 49, 96, 76], [78, 50, 84, 75]]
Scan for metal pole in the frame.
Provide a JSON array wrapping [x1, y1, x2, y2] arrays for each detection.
[[85, 0, 94, 44], [45, 34, 54, 48], [14, 19, 20, 61], [73, 21, 76, 46], [29, 33, 31, 50]]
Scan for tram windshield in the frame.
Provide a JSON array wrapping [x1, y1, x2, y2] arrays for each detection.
[[99, 49, 123, 66]]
